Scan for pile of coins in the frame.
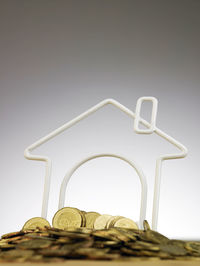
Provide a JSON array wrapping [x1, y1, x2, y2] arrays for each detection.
[[0, 220, 200, 262], [22, 207, 139, 231]]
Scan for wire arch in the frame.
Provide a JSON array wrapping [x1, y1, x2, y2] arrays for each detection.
[[58, 153, 147, 229]]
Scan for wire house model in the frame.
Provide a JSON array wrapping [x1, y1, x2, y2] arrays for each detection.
[[24, 97, 188, 230]]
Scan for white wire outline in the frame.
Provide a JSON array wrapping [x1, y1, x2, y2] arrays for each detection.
[[58, 153, 147, 229], [134, 97, 158, 134], [24, 97, 188, 230]]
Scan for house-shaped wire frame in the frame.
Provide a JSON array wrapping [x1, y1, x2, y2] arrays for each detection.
[[24, 97, 187, 230]]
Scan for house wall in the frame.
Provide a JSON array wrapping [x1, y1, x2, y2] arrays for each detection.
[[0, 0, 199, 239]]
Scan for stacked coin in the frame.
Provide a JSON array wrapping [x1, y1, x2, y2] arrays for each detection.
[[104, 216, 138, 229], [22, 207, 139, 231], [1, 221, 200, 262]]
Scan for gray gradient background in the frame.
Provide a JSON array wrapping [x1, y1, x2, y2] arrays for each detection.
[[0, 0, 200, 239]]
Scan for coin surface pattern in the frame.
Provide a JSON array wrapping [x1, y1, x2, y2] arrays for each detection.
[[85, 212, 100, 228], [52, 207, 82, 229], [22, 217, 50, 230], [93, 215, 112, 229], [113, 217, 138, 229]]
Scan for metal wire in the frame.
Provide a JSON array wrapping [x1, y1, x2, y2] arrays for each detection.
[[24, 97, 188, 230]]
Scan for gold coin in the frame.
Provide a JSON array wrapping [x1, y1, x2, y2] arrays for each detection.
[[105, 216, 115, 229], [85, 212, 100, 228], [106, 216, 122, 229], [17, 239, 52, 250], [113, 217, 138, 229], [22, 217, 50, 230], [80, 210, 86, 227], [93, 214, 112, 229], [52, 207, 82, 229], [2, 221, 200, 261], [185, 241, 200, 254], [143, 220, 151, 231]]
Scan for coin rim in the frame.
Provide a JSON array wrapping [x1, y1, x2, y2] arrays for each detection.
[[52, 207, 83, 229]]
